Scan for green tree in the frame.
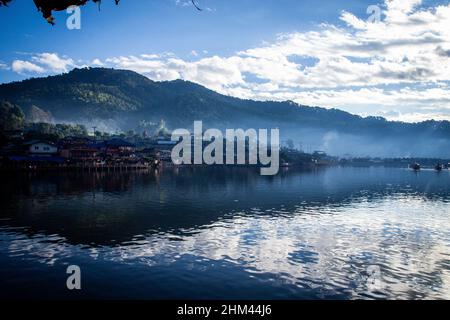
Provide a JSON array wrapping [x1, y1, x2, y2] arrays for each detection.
[[0, 101, 25, 131]]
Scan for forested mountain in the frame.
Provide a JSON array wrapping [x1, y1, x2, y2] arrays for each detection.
[[1, 68, 449, 157]]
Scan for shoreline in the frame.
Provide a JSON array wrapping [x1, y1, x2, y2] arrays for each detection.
[[1, 162, 448, 173]]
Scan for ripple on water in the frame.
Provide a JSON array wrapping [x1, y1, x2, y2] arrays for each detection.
[[0, 167, 449, 299]]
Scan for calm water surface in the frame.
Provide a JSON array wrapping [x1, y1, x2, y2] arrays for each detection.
[[0, 166, 449, 299]]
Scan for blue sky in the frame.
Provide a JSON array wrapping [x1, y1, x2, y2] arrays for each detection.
[[1, 0, 450, 122], [0, 0, 376, 76]]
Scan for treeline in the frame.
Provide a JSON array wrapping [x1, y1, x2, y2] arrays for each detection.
[[0, 100, 88, 145], [0, 101, 25, 131]]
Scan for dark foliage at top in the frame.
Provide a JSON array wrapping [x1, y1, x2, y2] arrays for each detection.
[[1, 0, 120, 24], [1, 1, 201, 24]]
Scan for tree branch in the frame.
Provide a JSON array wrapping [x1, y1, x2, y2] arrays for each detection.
[[1, 0, 201, 25]]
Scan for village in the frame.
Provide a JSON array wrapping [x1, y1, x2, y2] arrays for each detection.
[[0, 128, 177, 171], [0, 122, 337, 172], [2, 124, 449, 173]]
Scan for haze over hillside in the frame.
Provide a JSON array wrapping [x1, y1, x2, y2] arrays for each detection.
[[1, 68, 449, 158]]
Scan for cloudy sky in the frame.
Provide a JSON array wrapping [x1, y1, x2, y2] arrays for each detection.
[[0, 0, 449, 122]]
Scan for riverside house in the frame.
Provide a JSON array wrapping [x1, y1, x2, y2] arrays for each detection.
[[58, 137, 98, 161], [26, 140, 58, 155], [3, 139, 65, 166]]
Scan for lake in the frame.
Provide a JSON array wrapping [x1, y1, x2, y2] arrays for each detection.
[[0, 166, 449, 299]]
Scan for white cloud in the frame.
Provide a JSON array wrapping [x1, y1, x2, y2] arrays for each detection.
[[10, 53, 74, 74], [340, 11, 367, 30], [32, 53, 74, 73], [11, 60, 45, 74], [91, 58, 104, 66], [103, 1, 450, 95], [250, 86, 450, 122], [175, 0, 191, 7], [95, 2, 448, 121], [6, 0, 450, 122]]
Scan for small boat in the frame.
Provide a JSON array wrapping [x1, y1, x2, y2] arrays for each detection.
[[410, 163, 421, 171], [435, 164, 443, 171]]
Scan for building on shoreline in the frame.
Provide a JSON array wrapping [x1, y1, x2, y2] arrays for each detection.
[[0, 134, 159, 169]]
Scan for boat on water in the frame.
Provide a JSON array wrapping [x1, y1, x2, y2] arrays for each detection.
[[410, 163, 421, 171], [435, 164, 443, 171]]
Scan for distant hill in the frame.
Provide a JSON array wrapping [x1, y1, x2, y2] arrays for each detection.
[[1, 67, 449, 157]]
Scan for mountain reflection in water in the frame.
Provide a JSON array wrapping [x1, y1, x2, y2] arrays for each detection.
[[0, 166, 449, 299]]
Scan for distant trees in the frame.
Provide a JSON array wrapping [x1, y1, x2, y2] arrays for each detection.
[[24, 122, 89, 141], [23, 123, 85, 143], [0, 101, 25, 131], [0, 100, 90, 142]]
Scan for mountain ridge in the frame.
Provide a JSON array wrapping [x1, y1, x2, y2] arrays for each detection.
[[1, 67, 449, 157]]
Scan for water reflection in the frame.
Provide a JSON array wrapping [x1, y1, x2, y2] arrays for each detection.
[[0, 167, 449, 299]]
